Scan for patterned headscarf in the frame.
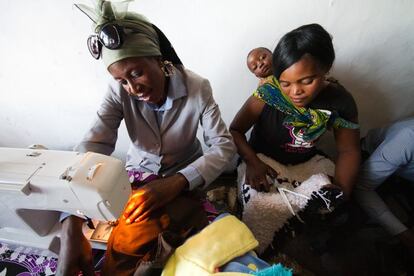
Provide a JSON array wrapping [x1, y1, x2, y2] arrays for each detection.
[[253, 76, 359, 142], [75, 0, 181, 68]]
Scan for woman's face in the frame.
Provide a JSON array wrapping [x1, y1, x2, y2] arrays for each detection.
[[278, 54, 327, 108], [108, 56, 167, 106], [247, 48, 273, 78]]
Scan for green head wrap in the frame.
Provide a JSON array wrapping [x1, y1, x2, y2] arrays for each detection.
[[75, 0, 161, 68]]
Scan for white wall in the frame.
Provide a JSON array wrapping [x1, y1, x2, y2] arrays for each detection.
[[0, 0, 413, 159]]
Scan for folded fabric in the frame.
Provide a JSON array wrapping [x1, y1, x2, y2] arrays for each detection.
[[103, 193, 208, 275], [253, 264, 292, 276], [220, 251, 270, 273], [162, 215, 259, 276]]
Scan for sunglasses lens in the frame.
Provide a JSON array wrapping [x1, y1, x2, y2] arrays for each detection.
[[87, 36, 102, 59], [100, 24, 121, 49]]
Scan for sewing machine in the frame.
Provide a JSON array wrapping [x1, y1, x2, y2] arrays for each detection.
[[0, 147, 131, 256]]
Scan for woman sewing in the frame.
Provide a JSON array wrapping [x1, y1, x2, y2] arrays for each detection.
[[57, 1, 235, 275]]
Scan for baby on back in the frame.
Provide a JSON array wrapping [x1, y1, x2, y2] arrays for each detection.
[[246, 47, 273, 86]]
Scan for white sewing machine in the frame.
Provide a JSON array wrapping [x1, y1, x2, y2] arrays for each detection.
[[0, 147, 131, 256]]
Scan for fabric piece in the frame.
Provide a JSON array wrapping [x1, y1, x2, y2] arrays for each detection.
[[127, 170, 159, 188], [103, 193, 208, 275], [162, 215, 259, 276], [0, 244, 106, 275], [253, 264, 292, 276], [238, 153, 335, 253], [202, 199, 220, 223], [220, 251, 270, 273], [253, 75, 359, 142], [355, 117, 414, 235], [214, 213, 271, 274], [0, 243, 57, 275]]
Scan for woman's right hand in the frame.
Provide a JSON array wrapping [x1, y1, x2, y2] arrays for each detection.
[[122, 174, 187, 224], [245, 157, 277, 192]]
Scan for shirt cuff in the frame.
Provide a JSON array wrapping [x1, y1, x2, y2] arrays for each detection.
[[179, 166, 204, 190]]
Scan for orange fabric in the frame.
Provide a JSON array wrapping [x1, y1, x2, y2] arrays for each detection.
[[102, 193, 208, 275]]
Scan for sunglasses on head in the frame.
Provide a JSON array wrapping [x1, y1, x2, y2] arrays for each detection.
[[86, 22, 184, 66], [87, 23, 133, 59]]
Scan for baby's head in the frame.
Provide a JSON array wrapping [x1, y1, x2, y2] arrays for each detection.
[[246, 47, 273, 79]]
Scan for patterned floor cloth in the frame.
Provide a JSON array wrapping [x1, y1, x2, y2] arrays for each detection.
[[0, 243, 57, 276], [0, 243, 105, 276]]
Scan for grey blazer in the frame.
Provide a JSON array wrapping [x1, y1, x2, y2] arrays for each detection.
[[76, 68, 236, 187]]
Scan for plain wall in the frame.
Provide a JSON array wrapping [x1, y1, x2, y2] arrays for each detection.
[[0, 0, 413, 160]]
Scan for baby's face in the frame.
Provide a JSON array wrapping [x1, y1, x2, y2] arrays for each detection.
[[247, 48, 273, 78]]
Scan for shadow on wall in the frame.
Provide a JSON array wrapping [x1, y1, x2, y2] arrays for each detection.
[[333, 48, 414, 136], [335, 70, 393, 134], [318, 62, 393, 158]]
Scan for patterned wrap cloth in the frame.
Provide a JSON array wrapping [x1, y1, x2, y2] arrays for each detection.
[[253, 75, 359, 142]]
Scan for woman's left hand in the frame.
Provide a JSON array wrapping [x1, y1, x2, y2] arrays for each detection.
[[122, 174, 188, 224]]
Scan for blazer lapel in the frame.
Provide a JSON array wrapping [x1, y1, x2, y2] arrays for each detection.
[[138, 101, 161, 140], [160, 98, 184, 134]]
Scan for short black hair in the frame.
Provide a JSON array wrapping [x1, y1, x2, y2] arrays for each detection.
[[272, 24, 335, 79], [247, 47, 272, 60]]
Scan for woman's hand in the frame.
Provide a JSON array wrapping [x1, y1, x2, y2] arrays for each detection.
[[123, 174, 188, 224], [245, 157, 278, 192], [229, 96, 274, 191], [56, 216, 94, 276]]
